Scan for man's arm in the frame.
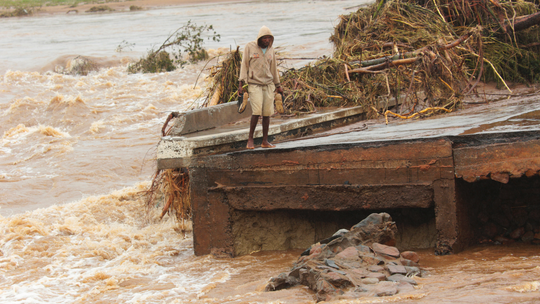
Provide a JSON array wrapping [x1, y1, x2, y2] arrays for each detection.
[[271, 48, 283, 94], [238, 44, 250, 95]]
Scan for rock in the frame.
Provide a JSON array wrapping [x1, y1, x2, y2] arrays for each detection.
[[372, 243, 400, 258], [387, 264, 407, 275], [265, 272, 299, 291], [367, 272, 387, 281], [361, 277, 380, 284], [522, 230, 535, 242], [397, 281, 416, 293], [404, 266, 420, 276], [321, 272, 350, 288], [325, 259, 340, 269], [315, 278, 337, 295], [482, 222, 498, 239], [310, 244, 324, 256], [353, 213, 386, 229], [374, 281, 398, 297], [333, 229, 349, 236], [359, 254, 385, 265], [494, 235, 512, 244], [356, 244, 372, 253], [336, 247, 359, 260], [511, 208, 528, 227], [401, 258, 419, 267], [387, 274, 417, 285], [368, 265, 385, 272], [299, 268, 319, 290], [509, 227, 525, 239], [317, 266, 346, 275], [350, 213, 397, 246], [64, 56, 97, 75], [344, 268, 369, 286], [401, 251, 420, 263], [266, 213, 410, 300]]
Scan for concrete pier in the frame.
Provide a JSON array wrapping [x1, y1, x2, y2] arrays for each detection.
[[159, 95, 540, 257]]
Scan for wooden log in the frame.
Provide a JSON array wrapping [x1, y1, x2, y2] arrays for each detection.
[[348, 57, 418, 74], [508, 11, 540, 33]]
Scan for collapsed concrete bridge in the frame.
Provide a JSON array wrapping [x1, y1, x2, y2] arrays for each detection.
[[158, 95, 540, 257]]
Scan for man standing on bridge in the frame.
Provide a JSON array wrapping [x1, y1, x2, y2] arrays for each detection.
[[238, 25, 284, 149]]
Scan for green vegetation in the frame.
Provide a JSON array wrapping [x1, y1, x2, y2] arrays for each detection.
[[128, 21, 221, 73]]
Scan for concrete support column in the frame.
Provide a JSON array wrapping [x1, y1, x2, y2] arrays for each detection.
[[191, 168, 233, 256], [433, 178, 467, 254]]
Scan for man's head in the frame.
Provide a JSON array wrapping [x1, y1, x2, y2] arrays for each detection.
[[258, 35, 273, 48], [256, 26, 274, 48]]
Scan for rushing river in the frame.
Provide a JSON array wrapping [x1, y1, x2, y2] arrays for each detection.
[[1, 0, 539, 303]]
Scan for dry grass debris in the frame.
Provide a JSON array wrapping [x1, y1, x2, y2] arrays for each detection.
[[204, 0, 540, 120]]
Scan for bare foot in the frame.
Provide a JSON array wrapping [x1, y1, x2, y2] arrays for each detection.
[[261, 142, 275, 148], [246, 139, 255, 149]]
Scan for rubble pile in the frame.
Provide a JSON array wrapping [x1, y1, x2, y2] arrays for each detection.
[[265, 213, 424, 302]]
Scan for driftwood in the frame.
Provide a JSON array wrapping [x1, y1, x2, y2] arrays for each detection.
[[508, 11, 540, 33], [348, 31, 474, 74]]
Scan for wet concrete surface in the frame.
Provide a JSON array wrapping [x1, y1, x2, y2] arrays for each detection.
[[274, 94, 540, 150]]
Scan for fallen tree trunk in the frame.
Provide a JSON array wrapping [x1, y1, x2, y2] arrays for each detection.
[[508, 11, 540, 33], [348, 31, 474, 73]]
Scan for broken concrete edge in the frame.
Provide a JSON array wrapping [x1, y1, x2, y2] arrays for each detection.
[[453, 130, 540, 182], [167, 91, 408, 137], [169, 101, 253, 136], [157, 105, 367, 162]]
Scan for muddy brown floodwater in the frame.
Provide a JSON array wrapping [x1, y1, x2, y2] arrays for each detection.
[[1, 0, 539, 303]]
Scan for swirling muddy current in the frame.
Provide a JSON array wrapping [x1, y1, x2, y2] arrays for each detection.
[[1, 0, 539, 303]]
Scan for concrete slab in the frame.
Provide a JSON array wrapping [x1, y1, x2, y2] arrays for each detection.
[[158, 106, 369, 168]]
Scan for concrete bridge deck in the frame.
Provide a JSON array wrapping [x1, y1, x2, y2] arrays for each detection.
[[159, 94, 540, 257]]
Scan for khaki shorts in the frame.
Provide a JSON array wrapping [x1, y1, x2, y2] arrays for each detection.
[[248, 83, 275, 116]]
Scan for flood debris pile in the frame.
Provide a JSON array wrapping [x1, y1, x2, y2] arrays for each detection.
[[204, 47, 243, 107], [265, 213, 424, 302], [205, 0, 540, 120], [145, 168, 191, 229]]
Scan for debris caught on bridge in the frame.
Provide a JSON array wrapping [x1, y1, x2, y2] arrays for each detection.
[[205, 0, 540, 119]]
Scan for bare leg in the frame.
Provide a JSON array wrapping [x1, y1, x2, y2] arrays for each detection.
[[247, 115, 259, 149], [261, 116, 275, 148]]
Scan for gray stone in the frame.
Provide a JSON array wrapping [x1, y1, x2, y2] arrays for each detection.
[[333, 229, 349, 236], [367, 272, 387, 281], [356, 244, 372, 253], [387, 264, 407, 275], [387, 274, 417, 285], [361, 277, 380, 285], [368, 265, 385, 272], [404, 266, 420, 276], [397, 281, 416, 293], [325, 259, 340, 269], [374, 281, 398, 297]]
